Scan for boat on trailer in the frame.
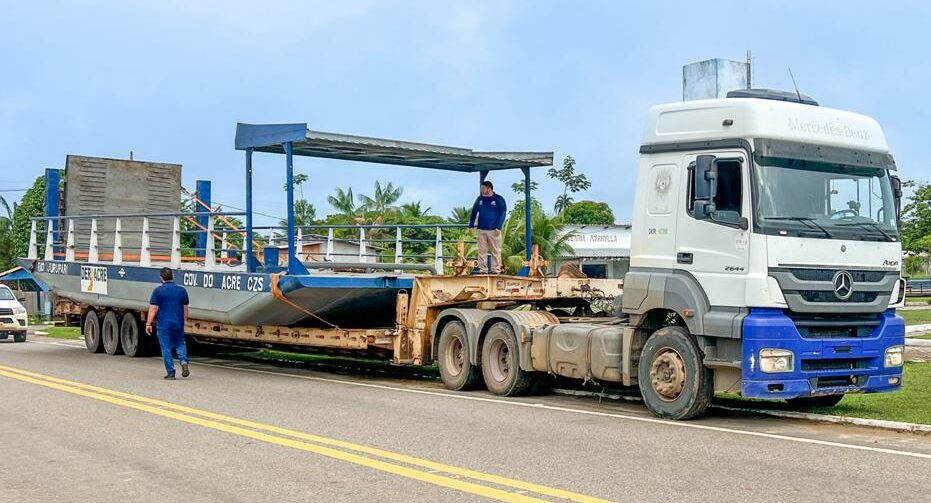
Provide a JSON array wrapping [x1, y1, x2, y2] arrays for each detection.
[[21, 124, 560, 331]]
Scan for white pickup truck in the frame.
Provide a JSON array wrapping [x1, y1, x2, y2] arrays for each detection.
[[0, 285, 28, 342]]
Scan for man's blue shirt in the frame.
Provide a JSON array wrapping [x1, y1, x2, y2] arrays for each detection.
[[469, 194, 507, 230], [149, 282, 189, 331]]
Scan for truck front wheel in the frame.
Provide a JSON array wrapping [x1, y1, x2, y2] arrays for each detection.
[[481, 322, 534, 396], [638, 326, 713, 420], [437, 321, 482, 391], [83, 310, 103, 353]]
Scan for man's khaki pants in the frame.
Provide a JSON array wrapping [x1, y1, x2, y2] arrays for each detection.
[[477, 229, 502, 274]]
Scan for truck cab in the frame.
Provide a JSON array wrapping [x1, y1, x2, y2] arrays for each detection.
[[624, 89, 905, 417]]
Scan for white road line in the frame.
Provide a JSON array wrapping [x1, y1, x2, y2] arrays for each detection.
[[27, 340, 85, 349], [192, 360, 931, 461]]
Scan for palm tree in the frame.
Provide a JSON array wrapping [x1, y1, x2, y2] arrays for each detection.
[[327, 187, 356, 216], [448, 206, 472, 225], [400, 201, 431, 220], [0, 195, 16, 269], [553, 194, 574, 215], [357, 181, 403, 214], [500, 201, 575, 275]]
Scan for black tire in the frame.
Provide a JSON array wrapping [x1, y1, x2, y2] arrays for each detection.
[[101, 310, 122, 355], [786, 394, 845, 410], [120, 312, 149, 357], [437, 321, 483, 391], [83, 310, 103, 353], [13, 332, 27, 343], [481, 322, 534, 396], [638, 325, 713, 420]]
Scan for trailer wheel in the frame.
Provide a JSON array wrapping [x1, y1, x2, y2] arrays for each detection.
[[786, 394, 845, 410], [437, 321, 482, 391], [102, 311, 122, 355], [120, 312, 148, 357], [638, 326, 713, 420], [83, 310, 103, 353], [481, 322, 533, 396], [13, 332, 27, 343]]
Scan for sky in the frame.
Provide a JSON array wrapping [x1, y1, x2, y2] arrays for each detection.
[[2, 1, 929, 226]]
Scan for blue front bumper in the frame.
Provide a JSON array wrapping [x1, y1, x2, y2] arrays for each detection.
[[740, 308, 904, 400]]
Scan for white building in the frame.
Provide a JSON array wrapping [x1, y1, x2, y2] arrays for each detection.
[[554, 224, 631, 279]]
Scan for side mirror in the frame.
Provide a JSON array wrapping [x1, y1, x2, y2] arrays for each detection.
[[694, 155, 717, 201], [890, 174, 903, 221]]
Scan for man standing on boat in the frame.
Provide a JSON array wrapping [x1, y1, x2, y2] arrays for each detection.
[[146, 267, 191, 380], [468, 180, 507, 274]]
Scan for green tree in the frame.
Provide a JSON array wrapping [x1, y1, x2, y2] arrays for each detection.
[[0, 195, 16, 269], [499, 199, 575, 274], [547, 155, 591, 214], [400, 201, 431, 220], [327, 187, 356, 216], [448, 206, 472, 224], [11, 174, 50, 261], [283, 173, 310, 198], [358, 181, 403, 215], [279, 199, 317, 228], [562, 200, 616, 225], [510, 179, 539, 194], [902, 180, 931, 253]]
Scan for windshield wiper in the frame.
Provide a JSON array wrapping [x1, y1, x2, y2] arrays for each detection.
[[763, 216, 833, 238], [835, 221, 896, 241]]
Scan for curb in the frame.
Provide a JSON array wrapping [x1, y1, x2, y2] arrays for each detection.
[[906, 338, 931, 347], [551, 388, 931, 434]]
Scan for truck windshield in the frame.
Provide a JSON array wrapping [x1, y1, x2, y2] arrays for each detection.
[[753, 161, 898, 241], [0, 288, 14, 301]]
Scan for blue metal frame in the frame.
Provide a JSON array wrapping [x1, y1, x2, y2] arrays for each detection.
[[44, 168, 60, 254], [195, 180, 211, 258]]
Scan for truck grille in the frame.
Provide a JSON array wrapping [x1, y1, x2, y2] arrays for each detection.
[[787, 312, 880, 339], [786, 269, 886, 282], [769, 267, 897, 314], [798, 291, 878, 303], [0, 308, 12, 315], [801, 359, 869, 371]]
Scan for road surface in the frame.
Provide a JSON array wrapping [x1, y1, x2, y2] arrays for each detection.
[[2, 336, 930, 502]]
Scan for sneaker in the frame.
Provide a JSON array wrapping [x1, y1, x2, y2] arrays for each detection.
[[181, 363, 190, 378], [164, 374, 176, 380]]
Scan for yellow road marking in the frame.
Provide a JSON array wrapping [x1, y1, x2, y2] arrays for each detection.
[[0, 365, 616, 503]]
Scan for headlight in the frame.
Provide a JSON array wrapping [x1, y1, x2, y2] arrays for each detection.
[[884, 345, 904, 368], [760, 348, 794, 373], [13, 306, 26, 315]]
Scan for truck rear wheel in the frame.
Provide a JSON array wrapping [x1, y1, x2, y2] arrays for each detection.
[[481, 322, 533, 396], [437, 321, 482, 391], [638, 326, 713, 420], [120, 312, 149, 357], [83, 310, 103, 353], [102, 311, 122, 355], [786, 395, 845, 410]]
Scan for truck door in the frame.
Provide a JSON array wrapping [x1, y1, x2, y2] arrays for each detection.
[[674, 151, 751, 307]]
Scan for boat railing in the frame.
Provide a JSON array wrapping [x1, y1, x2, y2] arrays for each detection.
[[28, 214, 481, 274], [251, 223, 478, 274], [28, 212, 249, 271]]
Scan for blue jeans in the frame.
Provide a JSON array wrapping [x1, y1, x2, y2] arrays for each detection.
[[156, 327, 188, 376]]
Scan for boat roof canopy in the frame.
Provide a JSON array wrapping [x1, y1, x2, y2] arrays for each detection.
[[234, 123, 553, 172]]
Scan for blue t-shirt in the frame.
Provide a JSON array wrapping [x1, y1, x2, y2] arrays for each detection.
[[468, 194, 507, 230], [149, 282, 189, 331]]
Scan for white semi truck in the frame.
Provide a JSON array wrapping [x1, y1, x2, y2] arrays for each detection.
[[26, 89, 906, 419]]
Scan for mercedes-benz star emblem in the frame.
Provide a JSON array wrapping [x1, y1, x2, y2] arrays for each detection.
[[832, 270, 853, 300]]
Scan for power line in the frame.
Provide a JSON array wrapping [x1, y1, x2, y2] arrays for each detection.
[[0, 189, 28, 192]]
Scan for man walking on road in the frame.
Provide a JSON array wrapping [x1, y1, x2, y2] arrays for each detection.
[[146, 267, 190, 380], [468, 180, 507, 274]]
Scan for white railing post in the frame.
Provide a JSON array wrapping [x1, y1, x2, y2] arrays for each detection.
[[27, 220, 37, 260], [88, 219, 99, 263], [113, 218, 123, 265], [65, 219, 75, 262], [204, 217, 215, 270], [220, 231, 229, 261], [140, 217, 151, 267], [434, 226, 443, 274], [358, 227, 366, 263], [395, 227, 403, 264], [170, 216, 181, 268], [325, 228, 334, 261], [296, 228, 303, 262], [43, 221, 53, 260]]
